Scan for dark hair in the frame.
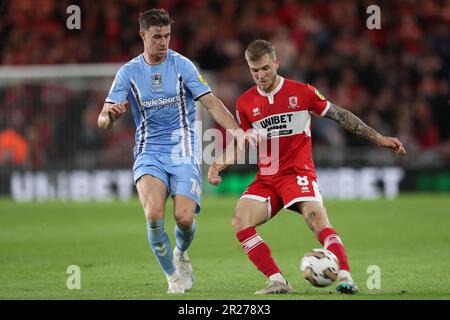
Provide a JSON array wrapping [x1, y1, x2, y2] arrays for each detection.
[[138, 8, 173, 31], [245, 39, 277, 61]]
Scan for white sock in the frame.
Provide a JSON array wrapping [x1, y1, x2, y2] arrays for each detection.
[[166, 271, 179, 281], [173, 246, 182, 256], [338, 270, 353, 281], [269, 273, 287, 284]]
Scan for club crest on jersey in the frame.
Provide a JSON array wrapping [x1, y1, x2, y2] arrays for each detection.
[[151, 73, 163, 91], [288, 96, 298, 109], [253, 107, 261, 116]]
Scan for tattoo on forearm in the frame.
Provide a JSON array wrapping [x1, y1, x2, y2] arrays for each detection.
[[325, 103, 380, 143], [306, 211, 316, 221]]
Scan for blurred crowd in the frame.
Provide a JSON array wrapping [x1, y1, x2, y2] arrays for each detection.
[[0, 0, 449, 170]]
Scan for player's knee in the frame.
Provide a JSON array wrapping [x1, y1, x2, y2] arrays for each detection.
[[231, 216, 244, 232], [231, 211, 250, 232], [174, 208, 194, 229], [143, 203, 164, 221], [176, 216, 194, 230]]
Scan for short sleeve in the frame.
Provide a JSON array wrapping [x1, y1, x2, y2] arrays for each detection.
[[306, 84, 330, 117], [182, 59, 211, 100], [106, 66, 130, 103]]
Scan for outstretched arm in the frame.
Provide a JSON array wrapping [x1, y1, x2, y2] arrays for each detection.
[[324, 103, 407, 155], [198, 92, 258, 151], [198, 92, 240, 131]]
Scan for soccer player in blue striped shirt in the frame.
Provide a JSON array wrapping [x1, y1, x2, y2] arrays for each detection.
[[98, 8, 243, 293]]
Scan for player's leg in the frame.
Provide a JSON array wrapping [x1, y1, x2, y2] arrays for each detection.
[[136, 174, 183, 293], [172, 194, 197, 291], [233, 195, 292, 294], [277, 173, 357, 294], [173, 195, 196, 252], [168, 161, 202, 291], [298, 201, 358, 294]]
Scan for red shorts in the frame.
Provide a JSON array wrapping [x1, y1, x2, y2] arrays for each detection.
[[241, 172, 323, 220]]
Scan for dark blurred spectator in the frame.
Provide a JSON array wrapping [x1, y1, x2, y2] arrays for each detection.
[[0, 0, 449, 168], [414, 99, 441, 149]]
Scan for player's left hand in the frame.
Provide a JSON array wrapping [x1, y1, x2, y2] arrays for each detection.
[[207, 164, 222, 186], [377, 136, 407, 155]]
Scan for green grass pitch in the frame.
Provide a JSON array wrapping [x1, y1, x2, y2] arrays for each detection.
[[0, 194, 449, 300]]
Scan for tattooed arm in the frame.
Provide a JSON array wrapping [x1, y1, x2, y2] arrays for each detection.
[[324, 103, 407, 155]]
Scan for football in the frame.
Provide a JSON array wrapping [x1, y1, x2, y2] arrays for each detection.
[[300, 249, 339, 287]]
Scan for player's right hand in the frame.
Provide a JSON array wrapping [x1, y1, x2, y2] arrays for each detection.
[[208, 164, 222, 186], [107, 101, 128, 121]]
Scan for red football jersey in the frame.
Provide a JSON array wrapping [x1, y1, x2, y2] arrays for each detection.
[[236, 77, 329, 178]]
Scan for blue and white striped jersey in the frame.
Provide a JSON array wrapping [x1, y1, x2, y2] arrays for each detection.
[[106, 50, 211, 159]]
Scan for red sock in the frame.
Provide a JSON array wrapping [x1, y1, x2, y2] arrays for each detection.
[[318, 228, 350, 272], [236, 227, 280, 277]]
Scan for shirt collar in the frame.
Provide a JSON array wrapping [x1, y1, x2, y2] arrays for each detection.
[[256, 76, 284, 97]]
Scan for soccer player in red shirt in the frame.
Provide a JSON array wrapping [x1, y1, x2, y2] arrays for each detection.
[[208, 40, 406, 294]]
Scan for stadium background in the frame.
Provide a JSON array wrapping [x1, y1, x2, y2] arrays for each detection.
[[0, 0, 449, 300]]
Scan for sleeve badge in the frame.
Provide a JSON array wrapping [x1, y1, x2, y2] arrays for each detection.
[[314, 88, 326, 100], [198, 73, 208, 86]]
